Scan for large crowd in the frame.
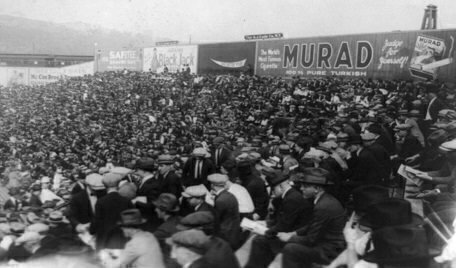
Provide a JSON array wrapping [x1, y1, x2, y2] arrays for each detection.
[[0, 69, 454, 267]]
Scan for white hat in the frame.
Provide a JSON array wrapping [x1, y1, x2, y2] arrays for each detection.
[[440, 139, 456, 152], [85, 173, 105, 190], [16, 232, 42, 245]]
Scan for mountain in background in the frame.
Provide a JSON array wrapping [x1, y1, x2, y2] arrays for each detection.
[[0, 15, 166, 55]]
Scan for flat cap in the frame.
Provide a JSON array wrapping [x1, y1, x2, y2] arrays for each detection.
[[207, 174, 229, 185], [102, 173, 123, 188], [85, 173, 105, 190], [157, 154, 175, 165], [178, 211, 215, 230], [182, 185, 209, 198], [134, 158, 157, 172], [361, 132, 377, 141], [168, 230, 210, 255]]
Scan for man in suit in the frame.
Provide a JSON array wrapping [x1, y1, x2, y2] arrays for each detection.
[[293, 136, 313, 162], [212, 136, 233, 171], [278, 168, 346, 268], [133, 157, 161, 224], [425, 90, 446, 123], [68, 173, 105, 229], [182, 148, 216, 188], [237, 160, 269, 220], [345, 135, 383, 188], [362, 132, 391, 183], [245, 169, 313, 268], [90, 173, 133, 250], [157, 154, 183, 199], [208, 173, 241, 250]]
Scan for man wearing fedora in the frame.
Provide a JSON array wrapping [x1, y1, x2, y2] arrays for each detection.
[[245, 168, 312, 268], [109, 209, 165, 268], [278, 168, 346, 268], [182, 148, 215, 188]]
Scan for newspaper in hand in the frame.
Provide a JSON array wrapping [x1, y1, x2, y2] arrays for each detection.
[[240, 218, 269, 235]]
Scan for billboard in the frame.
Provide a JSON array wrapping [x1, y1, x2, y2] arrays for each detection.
[[0, 62, 94, 86], [143, 45, 198, 73], [255, 29, 456, 82], [198, 42, 256, 74], [97, 49, 143, 72]]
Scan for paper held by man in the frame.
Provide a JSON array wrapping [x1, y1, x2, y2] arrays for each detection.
[[398, 164, 433, 186], [240, 218, 268, 235]]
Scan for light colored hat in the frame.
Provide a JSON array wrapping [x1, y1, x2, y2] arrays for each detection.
[[102, 173, 123, 188], [361, 132, 378, 142], [192, 148, 210, 157], [98, 167, 110, 175], [439, 139, 456, 152], [207, 174, 229, 186], [16, 232, 42, 245], [110, 166, 133, 176], [85, 173, 105, 190], [182, 185, 209, 198], [26, 223, 49, 234]]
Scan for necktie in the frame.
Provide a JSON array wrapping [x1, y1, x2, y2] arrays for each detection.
[[195, 160, 200, 179], [216, 149, 220, 166]]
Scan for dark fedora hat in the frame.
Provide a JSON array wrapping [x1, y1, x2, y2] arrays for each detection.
[[264, 169, 288, 187], [295, 168, 333, 185], [363, 225, 439, 265], [359, 198, 423, 229], [352, 185, 390, 214], [153, 193, 180, 212], [118, 209, 147, 227]]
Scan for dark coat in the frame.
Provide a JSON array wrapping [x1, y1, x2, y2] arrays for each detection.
[[157, 171, 183, 199], [203, 236, 241, 268], [213, 190, 241, 249], [70, 181, 86, 196], [240, 173, 269, 219], [366, 142, 392, 180], [290, 192, 346, 263], [426, 97, 446, 122], [348, 148, 383, 186], [90, 191, 133, 248], [182, 158, 216, 187], [154, 215, 181, 242], [3, 198, 21, 211], [212, 146, 233, 169], [68, 190, 93, 227], [398, 134, 423, 159], [268, 188, 312, 234]]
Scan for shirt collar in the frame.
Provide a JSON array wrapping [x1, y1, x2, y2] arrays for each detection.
[[314, 191, 324, 205]]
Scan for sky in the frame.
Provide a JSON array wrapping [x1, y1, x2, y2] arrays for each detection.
[[1, 0, 456, 43]]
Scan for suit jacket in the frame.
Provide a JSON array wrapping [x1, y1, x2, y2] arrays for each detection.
[[399, 134, 423, 159], [348, 148, 383, 186], [290, 192, 346, 262], [70, 181, 86, 196], [214, 190, 241, 249], [212, 146, 233, 168], [158, 171, 183, 199], [366, 142, 392, 180], [3, 198, 21, 211], [203, 236, 241, 268], [136, 176, 163, 222], [182, 157, 216, 187], [90, 191, 133, 248], [68, 190, 93, 227], [427, 97, 446, 122], [268, 188, 312, 234], [240, 173, 269, 219]]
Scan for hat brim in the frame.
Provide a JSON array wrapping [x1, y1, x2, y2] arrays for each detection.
[[152, 201, 180, 212], [118, 218, 147, 227], [359, 213, 424, 229], [363, 248, 440, 264]]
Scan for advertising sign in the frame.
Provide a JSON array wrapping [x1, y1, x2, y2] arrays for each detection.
[[143, 45, 198, 73], [198, 42, 256, 74], [245, 33, 283, 40], [98, 49, 143, 72], [255, 29, 456, 82]]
